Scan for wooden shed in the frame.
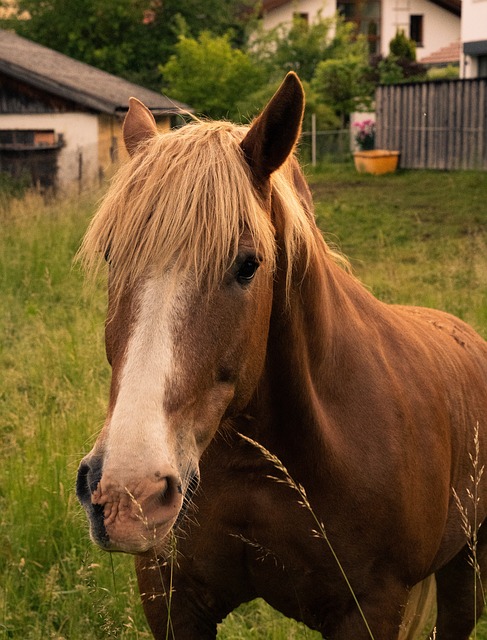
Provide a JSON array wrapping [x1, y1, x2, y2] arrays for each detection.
[[0, 28, 191, 191]]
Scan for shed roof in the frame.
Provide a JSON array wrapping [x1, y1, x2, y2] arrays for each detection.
[[0, 28, 191, 115]]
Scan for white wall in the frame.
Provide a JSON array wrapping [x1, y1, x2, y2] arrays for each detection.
[[462, 0, 487, 44], [0, 112, 99, 191], [262, 0, 334, 31], [461, 0, 487, 78], [262, 0, 460, 61], [381, 0, 460, 59]]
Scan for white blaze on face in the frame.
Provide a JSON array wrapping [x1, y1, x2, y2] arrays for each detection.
[[102, 272, 187, 489]]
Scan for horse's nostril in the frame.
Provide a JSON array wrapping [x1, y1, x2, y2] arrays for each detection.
[[76, 457, 103, 505], [76, 457, 109, 546], [76, 462, 90, 503], [155, 475, 181, 508]]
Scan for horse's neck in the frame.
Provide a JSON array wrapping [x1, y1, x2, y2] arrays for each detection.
[[279, 236, 372, 381], [249, 237, 378, 467]]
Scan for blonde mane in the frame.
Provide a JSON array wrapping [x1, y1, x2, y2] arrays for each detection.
[[78, 119, 319, 301]]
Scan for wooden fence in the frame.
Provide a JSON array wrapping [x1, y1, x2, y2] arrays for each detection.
[[375, 79, 487, 170]]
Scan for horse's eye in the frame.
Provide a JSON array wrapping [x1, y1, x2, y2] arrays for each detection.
[[104, 247, 111, 264], [236, 257, 259, 284]]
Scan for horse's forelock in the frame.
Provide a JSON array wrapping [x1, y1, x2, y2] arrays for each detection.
[[78, 120, 318, 302]]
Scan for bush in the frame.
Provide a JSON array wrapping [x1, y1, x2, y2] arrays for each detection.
[[0, 171, 31, 208], [389, 29, 416, 62], [375, 30, 426, 84], [427, 64, 460, 80]]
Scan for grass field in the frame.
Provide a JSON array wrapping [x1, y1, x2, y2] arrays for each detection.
[[0, 164, 486, 639]]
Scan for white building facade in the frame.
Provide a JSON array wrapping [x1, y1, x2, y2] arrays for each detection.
[[261, 0, 461, 60], [461, 0, 487, 77]]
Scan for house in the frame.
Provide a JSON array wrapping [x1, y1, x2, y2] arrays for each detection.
[[0, 28, 191, 191], [260, 0, 461, 61], [461, 0, 487, 78]]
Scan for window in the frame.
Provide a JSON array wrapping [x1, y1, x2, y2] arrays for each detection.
[[0, 129, 60, 149], [337, 0, 381, 53], [410, 15, 423, 47], [293, 12, 309, 25], [0, 130, 62, 190]]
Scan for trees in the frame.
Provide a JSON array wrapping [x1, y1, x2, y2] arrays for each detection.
[[312, 56, 373, 127], [251, 12, 336, 83], [2, 0, 161, 87], [0, 0, 254, 90], [161, 32, 265, 120], [310, 21, 373, 126]]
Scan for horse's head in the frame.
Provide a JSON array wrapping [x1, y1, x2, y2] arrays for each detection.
[[76, 73, 306, 554]]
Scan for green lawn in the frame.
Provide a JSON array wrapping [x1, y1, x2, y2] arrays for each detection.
[[1, 164, 486, 638]]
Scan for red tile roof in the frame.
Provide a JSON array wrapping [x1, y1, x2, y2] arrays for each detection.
[[420, 39, 461, 65]]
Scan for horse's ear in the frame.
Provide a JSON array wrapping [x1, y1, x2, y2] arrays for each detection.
[[123, 97, 157, 157], [240, 72, 304, 183]]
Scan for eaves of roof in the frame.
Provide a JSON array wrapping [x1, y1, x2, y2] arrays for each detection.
[[0, 28, 192, 115], [0, 58, 121, 113], [261, 0, 289, 12], [428, 0, 461, 17], [262, 0, 461, 17]]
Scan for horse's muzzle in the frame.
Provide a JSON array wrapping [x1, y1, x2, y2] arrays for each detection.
[[76, 454, 186, 553]]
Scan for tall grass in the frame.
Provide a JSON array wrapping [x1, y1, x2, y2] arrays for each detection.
[[0, 165, 486, 638], [310, 166, 487, 335], [0, 193, 151, 638]]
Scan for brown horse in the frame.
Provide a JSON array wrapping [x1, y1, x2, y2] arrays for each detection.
[[77, 73, 487, 639]]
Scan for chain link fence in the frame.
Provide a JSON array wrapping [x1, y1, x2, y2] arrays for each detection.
[[299, 129, 352, 165]]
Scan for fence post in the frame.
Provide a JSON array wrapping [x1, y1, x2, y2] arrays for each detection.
[[78, 149, 83, 194], [311, 113, 316, 167]]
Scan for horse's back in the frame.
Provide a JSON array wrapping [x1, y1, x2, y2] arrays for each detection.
[[390, 303, 487, 400]]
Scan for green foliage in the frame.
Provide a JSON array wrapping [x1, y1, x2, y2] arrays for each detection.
[[2, 1, 378, 127], [219, 599, 321, 638], [300, 81, 342, 131], [246, 14, 372, 128], [1, 0, 254, 90], [308, 20, 373, 126], [377, 55, 406, 84], [325, 18, 371, 62], [389, 29, 416, 62], [0, 171, 30, 208], [312, 53, 373, 126], [235, 81, 284, 123], [161, 32, 265, 120], [376, 30, 426, 85], [427, 64, 460, 80], [251, 11, 336, 83]]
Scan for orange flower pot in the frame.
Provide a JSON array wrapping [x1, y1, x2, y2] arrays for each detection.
[[353, 150, 400, 175]]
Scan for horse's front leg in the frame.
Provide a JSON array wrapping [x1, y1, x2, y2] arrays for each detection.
[[135, 522, 256, 640], [325, 580, 415, 640], [136, 554, 219, 639]]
